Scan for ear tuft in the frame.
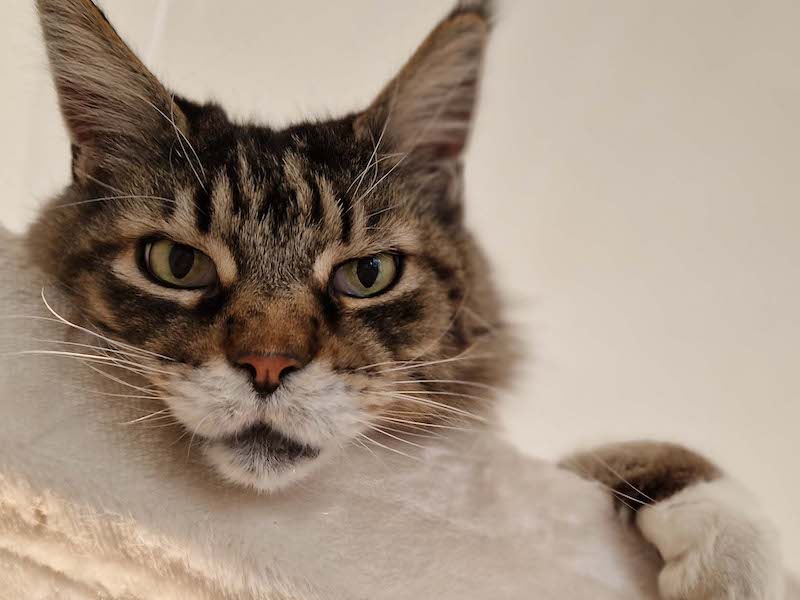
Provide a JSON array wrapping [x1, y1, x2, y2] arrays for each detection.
[[450, 0, 495, 23], [355, 3, 491, 161], [36, 0, 184, 171]]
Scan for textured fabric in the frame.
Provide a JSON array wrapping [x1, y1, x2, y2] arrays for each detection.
[[0, 228, 793, 599]]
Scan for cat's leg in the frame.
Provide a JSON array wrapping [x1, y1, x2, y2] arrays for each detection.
[[561, 442, 784, 600]]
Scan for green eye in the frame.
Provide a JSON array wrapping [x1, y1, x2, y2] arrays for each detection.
[[143, 240, 218, 289], [332, 254, 399, 298]]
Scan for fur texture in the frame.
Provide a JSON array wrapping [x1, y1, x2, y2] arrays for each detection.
[[563, 443, 785, 598], [30, 0, 509, 492], [21, 1, 790, 597]]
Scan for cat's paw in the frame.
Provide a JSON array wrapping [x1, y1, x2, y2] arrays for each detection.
[[637, 478, 784, 600]]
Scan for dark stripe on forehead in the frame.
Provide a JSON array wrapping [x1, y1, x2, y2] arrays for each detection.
[[225, 161, 247, 216], [336, 195, 352, 244], [308, 176, 324, 225], [356, 292, 422, 348], [267, 185, 298, 236], [194, 186, 213, 233]]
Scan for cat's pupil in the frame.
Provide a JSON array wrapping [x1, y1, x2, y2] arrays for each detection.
[[169, 245, 195, 279], [356, 257, 381, 288]]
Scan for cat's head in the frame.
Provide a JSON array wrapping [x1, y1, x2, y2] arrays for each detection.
[[30, 0, 511, 491]]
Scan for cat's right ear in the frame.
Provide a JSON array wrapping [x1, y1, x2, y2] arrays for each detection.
[[354, 1, 492, 163], [36, 0, 185, 178]]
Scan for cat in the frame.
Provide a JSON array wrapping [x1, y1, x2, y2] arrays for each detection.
[[28, 0, 784, 598]]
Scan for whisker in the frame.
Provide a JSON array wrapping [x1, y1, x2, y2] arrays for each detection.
[[168, 426, 194, 449], [356, 433, 420, 462], [348, 117, 389, 196], [186, 414, 214, 462], [379, 389, 492, 404], [568, 459, 653, 509], [588, 453, 658, 505], [55, 194, 178, 209], [354, 358, 425, 372], [363, 203, 401, 221], [355, 419, 427, 449], [376, 352, 492, 374], [61, 384, 163, 401], [367, 419, 448, 440], [374, 392, 486, 422], [39, 290, 176, 362], [6, 349, 175, 377], [351, 69, 469, 206], [80, 362, 162, 396], [373, 414, 475, 432], [353, 152, 409, 205], [73, 169, 126, 195], [118, 409, 172, 426], [351, 436, 384, 464], [145, 95, 207, 191], [389, 379, 499, 392], [21, 336, 168, 366]]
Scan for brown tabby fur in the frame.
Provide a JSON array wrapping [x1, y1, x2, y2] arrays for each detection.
[[29, 0, 719, 508]]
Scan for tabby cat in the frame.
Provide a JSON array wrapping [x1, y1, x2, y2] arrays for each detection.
[[29, 0, 783, 598]]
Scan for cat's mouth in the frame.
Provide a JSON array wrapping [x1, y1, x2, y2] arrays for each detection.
[[220, 423, 320, 460], [201, 420, 324, 492]]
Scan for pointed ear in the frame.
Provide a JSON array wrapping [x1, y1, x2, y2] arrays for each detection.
[[355, 2, 491, 161], [36, 0, 185, 174]]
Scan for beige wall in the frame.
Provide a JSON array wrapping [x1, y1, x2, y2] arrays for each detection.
[[1, 0, 798, 571]]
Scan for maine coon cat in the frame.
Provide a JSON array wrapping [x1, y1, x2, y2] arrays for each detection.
[[28, 0, 784, 597]]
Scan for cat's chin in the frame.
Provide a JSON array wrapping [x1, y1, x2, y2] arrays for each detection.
[[203, 424, 324, 493]]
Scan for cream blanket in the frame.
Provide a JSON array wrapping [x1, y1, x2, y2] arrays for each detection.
[[0, 228, 792, 599]]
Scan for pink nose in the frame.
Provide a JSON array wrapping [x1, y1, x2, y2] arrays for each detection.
[[235, 353, 301, 394]]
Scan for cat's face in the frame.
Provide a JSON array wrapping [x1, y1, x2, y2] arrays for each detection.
[[31, 0, 507, 491]]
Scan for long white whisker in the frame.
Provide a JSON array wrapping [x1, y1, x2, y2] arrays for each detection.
[[367, 419, 449, 440], [373, 415, 475, 432], [379, 389, 492, 404], [148, 95, 207, 191], [61, 384, 163, 401], [56, 194, 178, 209], [375, 392, 486, 422], [351, 436, 384, 465], [588, 453, 658, 505], [355, 419, 428, 449], [73, 170, 126, 195], [568, 459, 653, 508], [80, 362, 162, 395], [6, 349, 175, 377], [390, 379, 498, 391], [18, 337, 159, 363], [186, 414, 214, 461], [38, 291, 176, 362], [118, 409, 172, 426], [376, 352, 491, 374], [356, 433, 420, 462]]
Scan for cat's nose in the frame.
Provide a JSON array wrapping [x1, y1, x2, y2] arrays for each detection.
[[234, 353, 302, 395]]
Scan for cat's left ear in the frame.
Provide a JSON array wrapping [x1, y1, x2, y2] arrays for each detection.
[[36, 0, 187, 178], [355, 1, 492, 161]]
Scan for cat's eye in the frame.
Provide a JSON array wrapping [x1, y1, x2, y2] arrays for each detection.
[[332, 254, 399, 298], [142, 240, 218, 289]]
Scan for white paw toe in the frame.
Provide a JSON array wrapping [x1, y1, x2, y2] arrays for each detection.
[[637, 478, 783, 600]]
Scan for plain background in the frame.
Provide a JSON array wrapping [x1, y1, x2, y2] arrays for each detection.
[[1, 0, 798, 572]]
